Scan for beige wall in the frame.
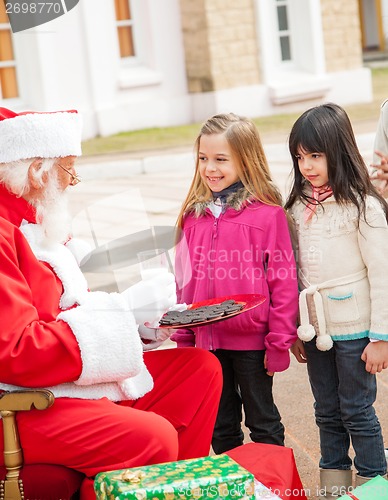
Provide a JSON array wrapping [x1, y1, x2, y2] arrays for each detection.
[[179, 0, 261, 93], [320, 0, 364, 71]]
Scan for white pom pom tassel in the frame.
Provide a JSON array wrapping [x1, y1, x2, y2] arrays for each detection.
[[316, 334, 333, 351], [297, 324, 316, 342]]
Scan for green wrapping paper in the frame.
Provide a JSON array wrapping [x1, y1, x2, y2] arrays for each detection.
[[338, 475, 388, 500], [94, 454, 255, 499]]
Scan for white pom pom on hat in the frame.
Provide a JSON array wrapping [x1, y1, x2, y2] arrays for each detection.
[[0, 107, 82, 163]]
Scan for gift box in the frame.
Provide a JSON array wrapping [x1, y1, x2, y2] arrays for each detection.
[[94, 454, 255, 499], [226, 443, 307, 500], [338, 475, 388, 500]]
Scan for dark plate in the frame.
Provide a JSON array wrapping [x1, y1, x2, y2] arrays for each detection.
[[144, 293, 266, 329]]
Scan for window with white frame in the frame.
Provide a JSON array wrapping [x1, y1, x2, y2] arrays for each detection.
[[114, 0, 136, 59], [276, 0, 292, 62], [113, 0, 162, 89], [255, 0, 329, 104], [0, 2, 18, 99]]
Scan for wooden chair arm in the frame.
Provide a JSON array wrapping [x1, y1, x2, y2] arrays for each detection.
[[0, 389, 54, 412]]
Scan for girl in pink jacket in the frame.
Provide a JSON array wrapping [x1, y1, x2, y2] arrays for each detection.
[[172, 113, 299, 454]]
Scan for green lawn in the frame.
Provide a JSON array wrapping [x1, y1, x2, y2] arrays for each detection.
[[82, 67, 388, 157]]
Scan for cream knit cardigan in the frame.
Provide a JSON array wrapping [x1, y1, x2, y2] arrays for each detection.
[[288, 194, 388, 350]]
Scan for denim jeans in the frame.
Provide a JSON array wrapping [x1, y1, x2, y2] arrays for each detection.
[[304, 337, 386, 477], [211, 349, 284, 454]]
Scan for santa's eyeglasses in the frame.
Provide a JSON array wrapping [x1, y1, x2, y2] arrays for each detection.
[[58, 164, 82, 186]]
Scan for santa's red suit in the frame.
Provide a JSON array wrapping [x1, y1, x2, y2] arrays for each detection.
[[0, 183, 222, 497]]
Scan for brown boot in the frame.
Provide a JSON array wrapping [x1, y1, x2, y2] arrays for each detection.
[[318, 469, 353, 499]]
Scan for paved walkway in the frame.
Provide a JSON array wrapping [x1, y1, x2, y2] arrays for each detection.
[[68, 130, 388, 500]]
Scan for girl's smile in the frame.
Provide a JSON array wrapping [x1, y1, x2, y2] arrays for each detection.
[[207, 175, 223, 185], [198, 133, 240, 192]]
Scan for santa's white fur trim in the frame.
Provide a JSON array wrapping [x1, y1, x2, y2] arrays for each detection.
[[119, 366, 154, 400], [0, 111, 82, 163], [0, 376, 153, 402], [20, 223, 89, 309], [58, 291, 153, 399], [0, 293, 154, 401]]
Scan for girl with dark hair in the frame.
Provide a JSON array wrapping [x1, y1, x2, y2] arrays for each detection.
[[285, 103, 388, 498]]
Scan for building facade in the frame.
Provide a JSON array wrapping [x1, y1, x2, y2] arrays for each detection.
[[0, 0, 382, 139]]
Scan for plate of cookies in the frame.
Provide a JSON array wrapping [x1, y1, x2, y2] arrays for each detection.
[[145, 293, 266, 329]]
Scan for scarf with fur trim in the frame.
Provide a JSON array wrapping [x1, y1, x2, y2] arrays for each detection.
[[193, 185, 252, 217]]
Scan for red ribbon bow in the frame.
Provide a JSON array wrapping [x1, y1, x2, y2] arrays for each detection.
[[304, 185, 333, 223]]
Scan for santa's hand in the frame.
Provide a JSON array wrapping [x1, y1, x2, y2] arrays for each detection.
[[121, 272, 177, 327], [138, 327, 172, 342]]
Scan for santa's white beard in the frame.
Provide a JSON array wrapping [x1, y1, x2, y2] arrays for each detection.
[[31, 176, 72, 244]]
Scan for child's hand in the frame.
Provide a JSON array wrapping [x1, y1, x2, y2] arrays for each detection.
[[361, 341, 388, 374], [291, 338, 307, 363], [264, 353, 274, 377], [370, 151, 388, 196]]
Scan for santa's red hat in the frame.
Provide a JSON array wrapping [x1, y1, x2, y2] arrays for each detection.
[[0, 107, 82, 163]]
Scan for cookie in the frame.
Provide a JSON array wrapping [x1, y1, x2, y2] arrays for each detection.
[[159, 300, 244, 326]]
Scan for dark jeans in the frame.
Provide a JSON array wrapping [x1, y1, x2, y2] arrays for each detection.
[[304, 337, 386, 477], [211, 349, 284, 454]]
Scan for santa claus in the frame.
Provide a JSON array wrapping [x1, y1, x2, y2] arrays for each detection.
[[0, 107, 222, 497]]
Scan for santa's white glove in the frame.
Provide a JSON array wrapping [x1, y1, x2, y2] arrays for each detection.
[[139, 327, 173, 342], [121, 272, 177, 339]]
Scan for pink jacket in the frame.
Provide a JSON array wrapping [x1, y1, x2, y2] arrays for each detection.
[[171, 199, 299, 372]]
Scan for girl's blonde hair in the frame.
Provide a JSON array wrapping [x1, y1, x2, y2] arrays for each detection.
[[176, 113, 282, 228]]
